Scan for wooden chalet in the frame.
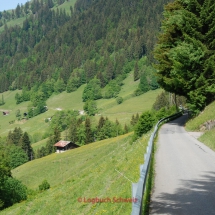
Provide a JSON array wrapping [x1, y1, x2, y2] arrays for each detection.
[[54, 140, 79, 153]]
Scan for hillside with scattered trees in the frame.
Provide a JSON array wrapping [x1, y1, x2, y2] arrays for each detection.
[[0, 0, 172, 97]]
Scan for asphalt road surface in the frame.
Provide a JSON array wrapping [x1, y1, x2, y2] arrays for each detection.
[[150, 114, 215, 215]]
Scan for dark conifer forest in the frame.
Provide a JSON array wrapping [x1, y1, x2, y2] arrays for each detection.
[[0, 0, 172, 97]]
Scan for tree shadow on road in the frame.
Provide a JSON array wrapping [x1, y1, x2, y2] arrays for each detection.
[[167, 114, 189, 127], [150, 171, 215, 215]]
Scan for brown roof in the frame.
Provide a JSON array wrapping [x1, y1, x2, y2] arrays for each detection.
[[54, 140, 71, 148]]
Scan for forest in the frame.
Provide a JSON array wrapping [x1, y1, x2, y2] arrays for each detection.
[[0, 0, 172, 98]]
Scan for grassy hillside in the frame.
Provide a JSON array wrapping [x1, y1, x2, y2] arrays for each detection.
[[0, 17, 26, 33], [1, 132, 149, 215], [186, 101, 215, 131], [0, 73, 161, 145], [185, 101, 215, 151], [53, 0, 77, 14], [0, 0, 77, 33]]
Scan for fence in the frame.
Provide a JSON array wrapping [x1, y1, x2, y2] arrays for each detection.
[[131, 111, 182, 215]]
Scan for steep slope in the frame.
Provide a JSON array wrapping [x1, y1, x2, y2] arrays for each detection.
[[186, 101, 215, 151], [1, 133, 149, 215], [0, 72, 161, 141], [0, 0, 172, 93]]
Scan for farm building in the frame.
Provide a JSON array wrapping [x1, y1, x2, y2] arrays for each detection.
[[2, 111, 9, 116], [54, 140, 79, 153]]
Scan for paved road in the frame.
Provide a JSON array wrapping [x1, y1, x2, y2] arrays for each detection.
[[150, 114, 215, 215]]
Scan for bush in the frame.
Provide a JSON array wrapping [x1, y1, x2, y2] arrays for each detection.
[[116, 97, 123, 104], [7, 146, 28, 169], [134, 111, 155, 138], [134, 88, 143, 96], [82, 79, 102, 101], [83, 100, 98, 116], [1, 177, 27, 209], [39, 180, 50, 191], [152, 91, 169, 111]]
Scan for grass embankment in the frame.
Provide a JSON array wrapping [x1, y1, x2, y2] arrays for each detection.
[[185, 101, 215, 151], [1, 132, 150, 215]]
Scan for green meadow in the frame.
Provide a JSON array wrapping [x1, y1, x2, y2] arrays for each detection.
[[0, 73, 161, 151], [0, 71, 160, 214], [1, 132, 150, 215], [54, 0, 77, 14]]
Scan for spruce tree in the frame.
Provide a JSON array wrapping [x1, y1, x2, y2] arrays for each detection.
[[98, 116, 105, 130], [130, 114, 135, 126], [46, 137, 55, 155], [133, 61, 139, 81], [135, 113, 139, 123], [7, 127, 23, 145], [139, 74, 149, 93], [53, 127, 61, 143], [154, 0, 215, 111], [77, 125, 86, 145], [19, 132, 34, 161], [85, 118, 93, 144], [124, 124, 129, 134], [68, 118, 78, 143]]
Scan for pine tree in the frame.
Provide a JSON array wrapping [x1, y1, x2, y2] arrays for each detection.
[[130, 114, 135, 126], [19, 132, 34, 161], [133, 61, 139, 81], [77, 125, 86, 145], [53, 127, 61, 143], [154, 0, 215, 111], [45, 127, 60, 155], [139, 74, 149, 93], [135, 113, 139, 123], [1, 94, 5, 105], [124, 124, 129, 133], [69, 118, 78, 143], [46, 136, 55, 155], [98, 116, 105, 130], [7, 127, 23, 145], [85, 118, 93, 144]]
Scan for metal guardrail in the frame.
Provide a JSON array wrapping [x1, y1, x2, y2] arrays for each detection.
[[131, 111, 182, 215]]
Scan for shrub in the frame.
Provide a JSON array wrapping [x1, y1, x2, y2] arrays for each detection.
[[134, 88, 143, 96], [8, 146, 28, 169], [39, 180, 50, 191], [116, 97, 123, 104], [83, 100, 98, 116], [1, 177, 27, 209], [134, 111, 155, 138]]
